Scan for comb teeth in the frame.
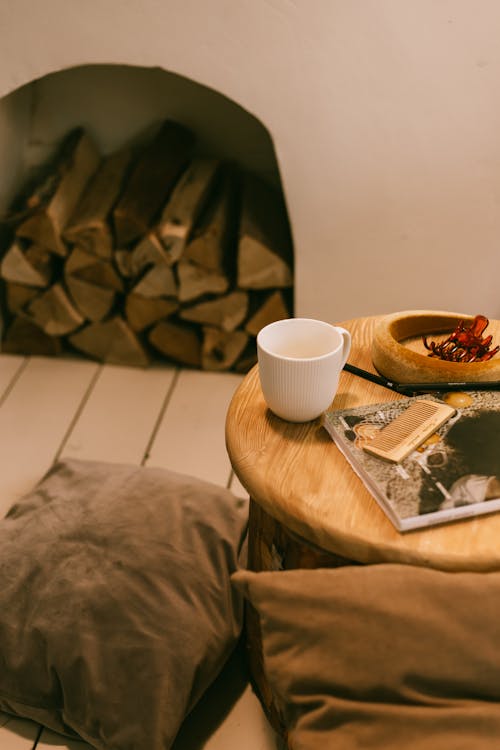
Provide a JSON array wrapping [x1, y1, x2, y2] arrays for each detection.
[[363, 400, 456, 463]]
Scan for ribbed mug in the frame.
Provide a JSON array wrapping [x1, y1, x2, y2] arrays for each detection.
[[257, 318, 351, 422]]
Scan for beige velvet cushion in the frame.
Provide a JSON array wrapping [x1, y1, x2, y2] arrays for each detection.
[[0, 458, 248, 750], [233, 565, 500, 750]]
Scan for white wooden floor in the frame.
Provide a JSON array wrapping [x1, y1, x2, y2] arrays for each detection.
[[0, 354, 277, 750]]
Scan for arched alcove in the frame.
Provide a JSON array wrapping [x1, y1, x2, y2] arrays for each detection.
[[0, 64, 286, 206], [0, 64, 294, 371]]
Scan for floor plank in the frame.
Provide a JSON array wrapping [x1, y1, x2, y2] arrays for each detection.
[[0, 359, 277, 750], [0, 355, 26, 402], [203, 686, 277, 750], [0, 356, 98, 514], [0, 717, 39, 749], [146, 370, 243, 486], [172, 640, 277, 750], [60, 363, 176, 465]]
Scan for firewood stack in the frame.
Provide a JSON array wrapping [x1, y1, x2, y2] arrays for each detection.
[[0, 121, 293, 371]]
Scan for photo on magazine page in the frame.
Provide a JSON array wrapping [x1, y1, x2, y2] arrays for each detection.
[[323, 391, 500, 531]]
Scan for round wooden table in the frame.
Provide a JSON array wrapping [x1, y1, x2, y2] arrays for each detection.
[[226, 315, 500, 731], [226, 315, 500, 573]]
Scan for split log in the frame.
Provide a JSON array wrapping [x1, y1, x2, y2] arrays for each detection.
[[64, 247, 120, 321], [233, 341, 258, 374], [114, 249, 136, 278], [65, 276, 116, 322], [131, 264, 176, 298], [65, 247, 123, 291], [245, 290, 290, 336], [177, 260, 229, 303], [125, 232, 172, 277], [118, 158, 219, 274], [2, 317, 62, 356], [155, 157, 220, 264], [15, 129, 100, 256], [125, 295, 178, 332], [237, 174, 293, 289], [27, 283, 84, 336], [0, 122, 295, 374], [148, 319, 202, 368], [202, 327, 249, 371], [0, 240, 54, 288], [4, 282, 40, 315], [113, 120, 195, 246], [68, 317, 150, 367], [63, 148, 133, 258], [180, 290, 248, 332], [183, 168, 235, 271]]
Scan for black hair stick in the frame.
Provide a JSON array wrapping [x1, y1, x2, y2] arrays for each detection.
[[343, 363, 402, 393], [343, 363, 500, 395], [398, 380, 500, 393]]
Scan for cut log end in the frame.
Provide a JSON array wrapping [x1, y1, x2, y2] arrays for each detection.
[[65, 276, 116, 322], [4, 282, 40, 315], [238, 236, 293, 289], [2, 317, 63, 356], [177, 260, 229, 303], [245, 290, 290, 336], [148, 320, 202, 368], [27, 283, 84, 336], [0, 241, 55, 288], [126, 295, 178, 332], [180, 291, 248, 332], [202, 327, 249, 371], [69, 317, 150, 367]]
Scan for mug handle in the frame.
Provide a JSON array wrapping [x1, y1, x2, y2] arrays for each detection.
[[335, 326, 352, 369]]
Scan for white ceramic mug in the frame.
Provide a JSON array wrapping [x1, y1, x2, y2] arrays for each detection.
[[257, 318, 352, 422]]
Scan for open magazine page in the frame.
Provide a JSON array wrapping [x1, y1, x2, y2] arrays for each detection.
[[322, 391, 500, 532]]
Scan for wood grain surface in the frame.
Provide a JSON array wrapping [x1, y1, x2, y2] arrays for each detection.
[[225, 315, 500, 572]]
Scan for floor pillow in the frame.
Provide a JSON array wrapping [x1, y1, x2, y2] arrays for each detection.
[[234, 564, 500, 750], [0, 458, 248, 750]]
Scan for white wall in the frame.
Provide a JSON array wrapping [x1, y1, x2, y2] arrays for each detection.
[[17, 66, 279, 186], [0, 0, 499, 322]]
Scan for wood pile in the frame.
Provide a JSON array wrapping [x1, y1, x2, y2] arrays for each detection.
[[0, 121, 293, 371]]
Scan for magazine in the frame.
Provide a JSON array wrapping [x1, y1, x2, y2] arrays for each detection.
[[322, 391, 500, 532]]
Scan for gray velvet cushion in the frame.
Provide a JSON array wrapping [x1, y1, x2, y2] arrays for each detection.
[[234, 565, 500, 750], [0, 458, 248, 750]]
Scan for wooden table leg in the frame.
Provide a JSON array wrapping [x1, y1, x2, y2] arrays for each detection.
[[244, 499, 359, 738]]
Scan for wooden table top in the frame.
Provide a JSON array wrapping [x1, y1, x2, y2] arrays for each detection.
[[226, 315, 500, 572]]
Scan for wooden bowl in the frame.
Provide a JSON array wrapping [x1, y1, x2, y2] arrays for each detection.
[[371, 310, 500, 384]]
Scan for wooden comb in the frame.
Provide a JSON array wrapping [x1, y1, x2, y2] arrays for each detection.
[[362, 399, 456, 463]]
